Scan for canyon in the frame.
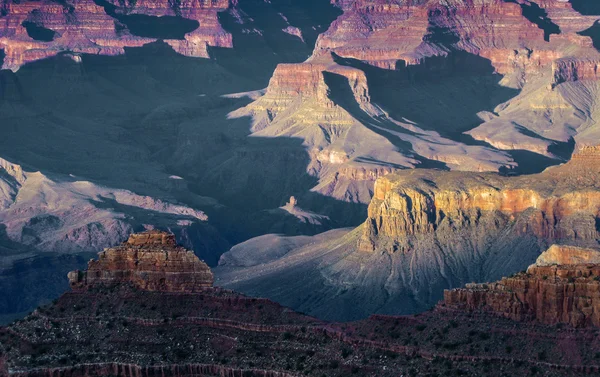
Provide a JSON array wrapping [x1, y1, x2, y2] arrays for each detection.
[[1, 0, 600, 330], [444, 244, 600, 327], [3, 232, 600, 377], [216, 145, 600, 320]]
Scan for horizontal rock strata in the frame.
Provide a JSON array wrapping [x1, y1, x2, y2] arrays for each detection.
[[68, 230, 214, 292], [444, 245, 600, 327]]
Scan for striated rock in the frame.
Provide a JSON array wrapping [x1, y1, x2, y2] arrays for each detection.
[[534, 244, 600, 266], [68, 230, 214, 292], [6, 234, 600, 377], [216, 146, 600, 321], [444, 245, 600, 327], [359, 145, 600, 252], [0, 0, 232, 71]]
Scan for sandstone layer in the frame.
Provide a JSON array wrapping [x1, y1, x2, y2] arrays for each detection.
[[444, 245, 600, 327], [231, 0, 600, 205], [68, 230, 214, 292], [359, 145, 600, 252]]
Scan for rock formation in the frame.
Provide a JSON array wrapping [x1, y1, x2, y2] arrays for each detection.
[[359, 145, 600, 252], [4, 232, 600, 376], [0, 0, 232, 71], [216, 146, 600, 320], [7, 230, 600, 376], [68, 230, 214, 292], [229, 0, 600, 205], [444, 245, 600, 327]]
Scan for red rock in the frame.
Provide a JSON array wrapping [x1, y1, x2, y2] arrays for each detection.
[[444, 245, 600, 327], [0, 0, 232, 71], [68, 230, 214, 292]]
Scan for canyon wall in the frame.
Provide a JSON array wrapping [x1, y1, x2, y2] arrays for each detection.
[[444, 245, 600, 327], [359, 146, 600, 252], [216, 146, 600, 320], [0, 0, 232, 71]]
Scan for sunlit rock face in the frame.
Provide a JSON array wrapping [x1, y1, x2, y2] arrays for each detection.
[[216, 146, 600, 321], [444, 245, 600, 327], [0, 0, 232, 71], [68, 230, 214, 292], [359, 145, 600, 252]]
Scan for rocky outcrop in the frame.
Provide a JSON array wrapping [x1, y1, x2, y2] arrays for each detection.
[[358, 145, 600, 252], [552, 57, 600, 84], [68, 230, 214, 292], [6, 231, 600, 377], [444, 245, 600, 327], [0, 0, 232, 71]]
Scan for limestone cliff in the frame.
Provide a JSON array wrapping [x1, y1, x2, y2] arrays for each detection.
[[444, 245, 600, 327], [359, 145, 600, 252], [68, 230, 214, 292]]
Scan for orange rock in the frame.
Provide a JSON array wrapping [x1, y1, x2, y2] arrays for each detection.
[[359, 146, 600, 251]]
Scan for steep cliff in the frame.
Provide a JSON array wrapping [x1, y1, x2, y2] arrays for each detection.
[[216, 146, 600, 320], [230, 0, 600, 205], [444, 245, 600, 327], [359, 145, 600, 252]]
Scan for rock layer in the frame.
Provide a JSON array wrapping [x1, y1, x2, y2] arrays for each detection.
[[68, 230, 214, 292], [444, 245, 600, 327], [359, 145, 600, 252], [216, 146, 600, 320], [0, 0, 232, 71]]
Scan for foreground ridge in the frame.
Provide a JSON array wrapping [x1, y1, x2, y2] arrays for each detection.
[[3, 232, 600, 376], [444, 245, 600, 327]]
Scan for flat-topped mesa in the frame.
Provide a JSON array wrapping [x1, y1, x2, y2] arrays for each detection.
[[358, 148, 600, 252], [68, 230, 214, 292], [444, 245, 600, 327]]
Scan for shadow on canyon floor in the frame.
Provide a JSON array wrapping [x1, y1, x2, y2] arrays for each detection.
[[210, 0, 342, 84], [580, 21, 600, 51], [0, 225, 92, 324], [0, 41, 366, 245], [332, 52, 520, 138], [504, 0, 561, 42]]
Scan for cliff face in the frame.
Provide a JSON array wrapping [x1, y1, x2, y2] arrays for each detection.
[[359, 145, 600, 252], [68, 230, 214, 292], [444, 245, 600, 327], [230, 0, 600, 205], [216, 146, 600, 321], [0, 0, 232, 71]]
